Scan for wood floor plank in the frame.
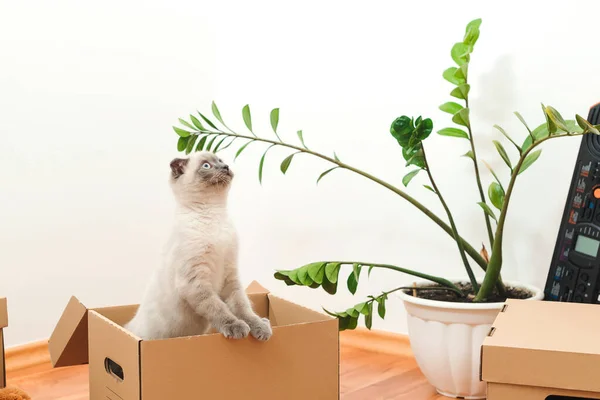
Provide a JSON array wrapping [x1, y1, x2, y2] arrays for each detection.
[[4, 330, 448, 399]]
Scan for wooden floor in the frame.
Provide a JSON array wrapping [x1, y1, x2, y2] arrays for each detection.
[[5, 329, 446, 399]]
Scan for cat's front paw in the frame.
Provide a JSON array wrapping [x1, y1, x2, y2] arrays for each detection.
[[250, 317, 272, 341], [220, 319, 250, 339]]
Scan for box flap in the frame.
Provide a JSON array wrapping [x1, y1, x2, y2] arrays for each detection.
[[482, 299, 600, 392], [48, 296, 90, 368], [245, 280, 270, 294], [0, 298, 7, 328]]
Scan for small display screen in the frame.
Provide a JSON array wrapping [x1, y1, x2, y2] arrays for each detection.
[[574, 234, 600, 257]]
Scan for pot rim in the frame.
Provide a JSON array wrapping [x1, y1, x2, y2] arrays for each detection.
[[396, 278, 544, 310]]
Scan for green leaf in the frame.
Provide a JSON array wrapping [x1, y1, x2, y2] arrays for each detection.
[[423, 185, 436, 193], [211, 101, 226, 126], [274, 271, 296, 286], [402, 169, 421, 187], [288, 269, 301, 284], [235, 140, 254, 160], [354, 302, 369, 315], [365, 303, 373, 329], [199, 112, 218, 130], [322, 279, 338, 295], [541, 103, 557, 135], [179, 118, 197, 131], [173, 127, 191, 138], [462, 150, 474, 160], [438, 127, 469, 139], [213, 136, 227, 152], [259, 144, 276, 184], [242, 104, 253, 133], [347, 264, 362, 295], [494, 125, 521, 152], [477, 202, 497, 222], [317, 167, 339, 184], [518, 149, 542, 175], [576, 114, 600, 135], [185, 135, 198, 155], [493, 140, 512, 169], [544, 105, 569, 132], [190, 115, 205, 131], [196, 135, 208, 151], [307, 262, 326, 285], [482, 160, 503, 189], [346, 315, 358, 330], [353, 263, 362, 281], [205, 135, 218, 152], [452, 108, 470, 127], [218, 137, 236, 152], [177, 136, 190, 152], [443, 67, 463, 85], [345, 308, 360, 318], [367, 265, 374, 277], [270, 108, 279, 133], [439, 102, 464, 115], [297, 266, 312, 286], [334, 152, 340, 162], [488, 182, 505, 210], [450, 84, 470, 100], [464, 18, 482, 46], [280, 152, 299, 174], [514, 112, 532, 135], [297, 130, 308, 149], [325, 263, 341, 284], [451, 42, 470, 65], [347, 273, 358, 294], [377, 296, 386, 319], [454, 64, 468, 80]]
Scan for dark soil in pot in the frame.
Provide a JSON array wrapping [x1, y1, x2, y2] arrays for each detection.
[[403, 282, 534, 303]]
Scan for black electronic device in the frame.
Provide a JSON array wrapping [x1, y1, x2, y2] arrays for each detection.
[[544, 103, 600, 303]]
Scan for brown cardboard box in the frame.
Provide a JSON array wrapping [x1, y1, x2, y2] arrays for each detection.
[[0, 297, 7, 389], [48, 281, 340, 400], [481, 298, 600, 399]]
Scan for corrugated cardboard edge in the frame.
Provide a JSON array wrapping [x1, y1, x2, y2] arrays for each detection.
[[479, 301, 508, 382], [0, 298, 7, 389], [245, 280, 270, 294], [0, 298, 7, 329], [0, 329, 5, 389], [48, 296, 89, 368]]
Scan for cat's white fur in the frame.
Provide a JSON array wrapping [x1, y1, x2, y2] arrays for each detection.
[[124, 152, 272, 341]]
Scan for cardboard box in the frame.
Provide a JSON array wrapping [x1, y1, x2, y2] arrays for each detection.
[[0, 298, 6, 389], [48, 281, 339, 400], [481, 299, 600, 399]]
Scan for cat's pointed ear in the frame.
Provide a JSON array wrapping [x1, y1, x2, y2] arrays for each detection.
[[170, 158, 189, 179]]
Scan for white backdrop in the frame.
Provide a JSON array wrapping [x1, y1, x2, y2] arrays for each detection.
[[1, 0, 600, 347]]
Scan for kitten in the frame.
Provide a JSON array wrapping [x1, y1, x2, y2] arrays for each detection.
[[124, 151, 272, 341]]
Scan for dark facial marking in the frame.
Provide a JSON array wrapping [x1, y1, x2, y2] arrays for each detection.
[[170, 158, 189, 179]]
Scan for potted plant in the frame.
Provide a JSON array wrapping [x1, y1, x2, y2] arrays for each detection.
[[171, 18, 599, 399]]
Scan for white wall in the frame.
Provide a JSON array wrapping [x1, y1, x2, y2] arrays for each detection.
[[2, 0, 600, 347]]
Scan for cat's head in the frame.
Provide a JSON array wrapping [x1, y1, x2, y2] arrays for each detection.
[[169, 152, 234, 205]]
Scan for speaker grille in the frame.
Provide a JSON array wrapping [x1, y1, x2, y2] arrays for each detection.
[[585, 104, 600, 157], [589, 103, 600, 125]]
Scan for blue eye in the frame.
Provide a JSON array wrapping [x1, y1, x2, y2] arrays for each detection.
[[202, 162, 212, 169]]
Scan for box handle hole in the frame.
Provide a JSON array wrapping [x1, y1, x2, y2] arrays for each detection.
[[104, 358, 124, 382]]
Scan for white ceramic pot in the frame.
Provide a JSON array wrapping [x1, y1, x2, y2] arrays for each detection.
[[397, 279, 544, 399]]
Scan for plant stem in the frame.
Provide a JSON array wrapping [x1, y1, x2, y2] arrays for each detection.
[[192, 130, 490, 271], [321, 261, 465, 296], [475, 132, 584, 301], [422, 146, 479, 293], [465, 98, 495, 248]]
